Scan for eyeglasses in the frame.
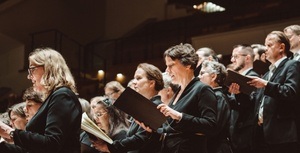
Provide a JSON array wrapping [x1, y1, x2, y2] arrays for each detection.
[[94, 112, 107, 118], [105, 91, 118, 98], [199, 71, 210, 76], [231, 54, 247, 59], [28, 65, 43, 76]]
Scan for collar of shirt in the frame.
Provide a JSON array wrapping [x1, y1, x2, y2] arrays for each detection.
[[294, 51, 300, 60], [268, 64, 276, 73], [273, 56, 287, 68], [240, 67, 253, 76]]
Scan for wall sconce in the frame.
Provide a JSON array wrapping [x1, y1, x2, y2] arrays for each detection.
[[97, 70, 105, 81], [116, 73, 126, 83]]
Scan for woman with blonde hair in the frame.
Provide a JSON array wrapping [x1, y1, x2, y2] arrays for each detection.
[[0, 47, 82, 153]]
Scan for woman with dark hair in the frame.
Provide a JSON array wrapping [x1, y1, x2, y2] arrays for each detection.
[[22, 87, 43, 122], [8, 102, 27, 131], [81, 96, 129, 153], [0, 102, 27, 144], [141, 43, 218, 153], [91, 96, 129, 140], [158, 44, 217, 153], [92, 63, 164, 153]]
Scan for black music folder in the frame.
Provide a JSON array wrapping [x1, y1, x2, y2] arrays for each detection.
[[253, 60, 270, 76], [224, 70, 256, 95], [113, 87, 166, 130]]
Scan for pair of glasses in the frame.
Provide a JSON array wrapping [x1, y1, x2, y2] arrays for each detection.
[[105, 91, 118, 97], [94, 112, 107, 118], [28, 65, 43, 76], [231, 54, 247, 59], [199, 71, 210, 76]]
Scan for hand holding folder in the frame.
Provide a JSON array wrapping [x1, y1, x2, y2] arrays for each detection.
[[224, 70, 256, 95]]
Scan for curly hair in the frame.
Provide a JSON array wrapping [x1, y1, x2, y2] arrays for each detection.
[[202, 60, 228, 86], [22, 87, 43, 103], [164, 43, 198, 70]]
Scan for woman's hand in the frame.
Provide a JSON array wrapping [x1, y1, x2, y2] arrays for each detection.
[[157, 104, 182, 121], [90, 138, 110, 153], [135, 104, 183, 132], [135, 120, 153, 133], [0, 121, 13, 140]]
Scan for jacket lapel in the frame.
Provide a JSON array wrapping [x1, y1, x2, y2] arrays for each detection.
[[269, 58, 288, 81]]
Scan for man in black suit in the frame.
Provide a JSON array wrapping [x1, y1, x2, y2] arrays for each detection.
[[249, 31, 300, 153], [284, 25, 300, 152], [284, 25, 300, 61], [227, 44, 259, 153]]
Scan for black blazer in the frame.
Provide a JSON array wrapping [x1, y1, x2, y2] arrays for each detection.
[[207, 87, 232, 153], [254, 58, 300, 144], [234, 69, 259, 125], [161, 77, 217, 153], [0, 87, 82, 153], [228, 69, 259, 150]]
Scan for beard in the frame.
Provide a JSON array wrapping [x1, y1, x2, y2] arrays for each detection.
[[234, 62, 245, 72]]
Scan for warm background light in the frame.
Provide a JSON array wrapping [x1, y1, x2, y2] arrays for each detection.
[[193, 2, 225, 13], [116, 73, 126, 83], [97, 70, 105, 80]]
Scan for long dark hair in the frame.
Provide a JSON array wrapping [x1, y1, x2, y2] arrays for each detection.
[[96, 97, 129, 137]]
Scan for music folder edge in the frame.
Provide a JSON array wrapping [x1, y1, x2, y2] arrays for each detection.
[[224, 70, 256, 95], [113, 87, 167, 130]]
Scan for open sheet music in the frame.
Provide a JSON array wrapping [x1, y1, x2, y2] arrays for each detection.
[[81, 112, 113, 144]]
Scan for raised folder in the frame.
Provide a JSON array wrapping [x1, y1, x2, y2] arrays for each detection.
[[113, 87, 167, 130], [253, 60, 270, 76], [224, 70, 256, 95]]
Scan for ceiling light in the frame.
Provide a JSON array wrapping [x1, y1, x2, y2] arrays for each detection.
[[193, 2, 225, 13]]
